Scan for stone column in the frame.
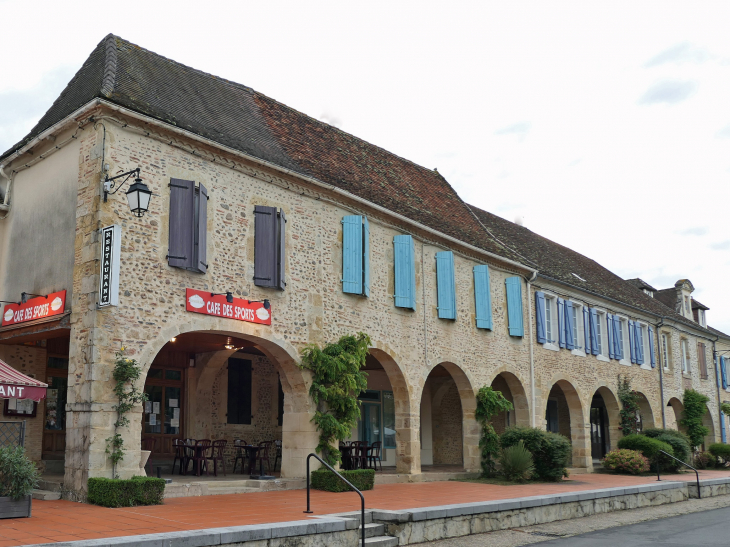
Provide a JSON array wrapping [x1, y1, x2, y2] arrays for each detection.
[[396, 410, 421, 474]]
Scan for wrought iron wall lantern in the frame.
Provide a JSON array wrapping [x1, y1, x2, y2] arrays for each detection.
[[103, 167, 152, 217]]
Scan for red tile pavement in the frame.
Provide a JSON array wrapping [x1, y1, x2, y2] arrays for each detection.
[[1, 470, 728, 546]]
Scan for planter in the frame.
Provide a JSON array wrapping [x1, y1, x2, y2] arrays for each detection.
[[140, 450, 151, 475], [0, 495, 31, 519]]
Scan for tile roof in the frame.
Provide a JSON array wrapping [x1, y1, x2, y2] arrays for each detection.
[[1, 34, 521, 265], [467, 204, 712, 332], [692, 297, 709, 310], [708, 326, 730, 340], [654, 288, 680, 312], [625, 278, 657, 292]]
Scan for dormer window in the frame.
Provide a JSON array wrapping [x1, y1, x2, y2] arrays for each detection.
[[643, 289, 653, 298]]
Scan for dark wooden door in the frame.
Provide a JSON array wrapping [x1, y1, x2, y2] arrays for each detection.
[[590, 406, 607, 459], [142, 366, 184, 459], [42, 356, 69, 460]]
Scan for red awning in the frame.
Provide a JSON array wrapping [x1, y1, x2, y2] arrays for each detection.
[[0, 358, 47, 401]]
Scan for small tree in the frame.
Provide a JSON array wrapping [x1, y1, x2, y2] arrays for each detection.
[[475, 386, 513, 477], [617, 375, 641, 436], [680, 389, 710, 451], [300, 333, 370, 466]]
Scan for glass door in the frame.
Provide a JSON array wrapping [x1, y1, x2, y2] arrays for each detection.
[[360, 403, 381, 445], [142, 367, 184, 458]]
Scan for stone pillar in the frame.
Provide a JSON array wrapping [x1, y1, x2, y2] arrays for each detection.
[[280, 410, 319, 477], [462, 408, 481, 473], [571, 420, 593, 470], [396, 410, 421, 474]]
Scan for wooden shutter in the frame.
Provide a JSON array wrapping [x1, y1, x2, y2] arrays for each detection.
[[557, 298, 565, 348], [535, 291, 546, 343], [636, 325, 644, 365], [168, 178, 195, 269], [195, 183, 208, 273], [393, 235, 415, 309], [254, 205, 278, 288], [473, 265, 492, 330], [612, 316, 622, 359], [721, 357, 728, 389], [648, 327, 656, 367], [505, 276, 524, 337], [227, 358, 252, 424], [363, 217, 370, 298], [565, 301, 575, 350], [698, 342, 708, 379], [436, 251, 456, 320], [628, 321, 636, 364], [277, 377, 284, 427], [342, 215, 363, 294], [277, 209, 286, 290], [583, 306, 591, 354]]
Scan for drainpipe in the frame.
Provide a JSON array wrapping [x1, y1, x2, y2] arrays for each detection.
[[0, 165, 12, 219], [655, 317, 666, 428], [526, 270, 538, 427]]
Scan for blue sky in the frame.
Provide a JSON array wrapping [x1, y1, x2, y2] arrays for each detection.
[[2, 0, 729, 331]]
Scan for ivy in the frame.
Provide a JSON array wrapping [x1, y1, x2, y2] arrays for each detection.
[[475, 386, 513, 477], [720, 402, 730, 416], [106, 349, 147, 478], [617, 374, 640, 436], [300, 333, 370, 466], [680, 389, 710, 451]]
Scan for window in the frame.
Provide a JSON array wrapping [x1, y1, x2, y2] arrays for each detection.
[[254, 206, 286, 290], [383, 391, 396, 448], [168, 178, 208, 273], [699, 309, 706, 327], [684, 296, 691, 314], [681, 339, 690, 373], [342, 215, 370, 296], [227, 358, 252, 424], [535, 292, 557, 348], [545, 296, 554, 343], [595, 311, 605, 356], [546, 399, 559, 433], [618, 317, 628, 362], [643, 289, 653, 298], [570, 302, 585, 353], [638, 323, 650, 367], [698, 342, 708, 379], [661, 333, 671, 370]]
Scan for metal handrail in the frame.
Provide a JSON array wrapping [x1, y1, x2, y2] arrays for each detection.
[[304, 453, 365, 547], [656, 449, 701, 499]]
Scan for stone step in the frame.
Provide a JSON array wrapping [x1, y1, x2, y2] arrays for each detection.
[[32, 489, 61, 501], [364, 536, 398, 547], [37, 479, 63, 492], [362, 523, 385, 538]]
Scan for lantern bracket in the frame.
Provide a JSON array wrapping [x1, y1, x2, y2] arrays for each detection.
[[103, 168, 141, 202]]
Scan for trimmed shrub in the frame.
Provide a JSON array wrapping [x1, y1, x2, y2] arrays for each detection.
[[87, 476, 165, 507], [0, 446, 40, 500], [618, 434, 673, 470], [602, 449, 650, 475], [499, 441, 534, 483], [708, 443, 730, 462], [642, 428, 691, 446], [311, 468, 375, 492], [501, 427, 571, 481], [694, 452, 716, 470]]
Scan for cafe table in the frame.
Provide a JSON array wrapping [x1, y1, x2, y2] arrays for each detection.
[[242, 445, 275, 480]]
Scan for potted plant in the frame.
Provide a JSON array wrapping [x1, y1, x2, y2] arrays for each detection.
[[0, 445, 40, 518]]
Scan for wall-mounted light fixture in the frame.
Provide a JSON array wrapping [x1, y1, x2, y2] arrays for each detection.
[[103, 167, 152, 217], [224, 336, 236, 350], [211, 292, 234, 303], [248, 299, 271, 310]]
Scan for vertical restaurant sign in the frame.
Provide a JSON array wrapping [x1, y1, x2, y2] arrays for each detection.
[[2, 290, 67, 327], [99, 225, 121, 307], [185, 289, 272, 325]]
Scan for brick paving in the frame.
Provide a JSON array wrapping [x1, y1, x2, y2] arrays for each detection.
[[1, 469, 729, 546]]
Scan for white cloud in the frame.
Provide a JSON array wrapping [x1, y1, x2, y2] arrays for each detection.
[[638, 80, 698, 105]]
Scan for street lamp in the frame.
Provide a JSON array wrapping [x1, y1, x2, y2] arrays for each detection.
[[103, 168, 152, 217]]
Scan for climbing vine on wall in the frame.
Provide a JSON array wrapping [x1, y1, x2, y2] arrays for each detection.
[[300, 333, 370, 466], [106, 349, 147, 478], [681, 389, 710, 451], [475, 386, 514, 477], [617, 375, 641, 436]]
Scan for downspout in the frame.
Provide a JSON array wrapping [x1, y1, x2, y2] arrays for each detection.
[[526, 270, 538, 427], [655, 317, 666, 428], [0, 165, 12, 219]]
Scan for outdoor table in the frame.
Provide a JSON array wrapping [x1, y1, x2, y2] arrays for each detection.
[[184, 443, 209, 476], [339, 445, 354, 470], [243, 445, 275, 480]]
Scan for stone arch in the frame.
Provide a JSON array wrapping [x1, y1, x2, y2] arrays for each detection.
[[490, 369, 530, 434], [592, 385, 621, 454], [666, 397, 684, 431], [543, 377, 590, 468], [420, 362, 479, 473], [702, 404, 716, 449], [368, 347, 417, 474], [635, 391, 655, 431]]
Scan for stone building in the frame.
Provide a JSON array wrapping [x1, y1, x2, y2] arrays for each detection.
[[0, 34, 726, 497]]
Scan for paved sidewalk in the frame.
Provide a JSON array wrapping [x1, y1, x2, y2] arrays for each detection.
[[1, 469, 728, 546]]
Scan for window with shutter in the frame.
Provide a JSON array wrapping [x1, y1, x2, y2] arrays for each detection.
[[557, 298, 565, 348], [227, 358, 252, 424], [535, 291, 546, 343], [168, 178, 208, 273], [363, 217, 370, 297], [473, 265, 492, 330], [393, 235, 416, 310], [565, 301, 575, 350], [504, 276, 524, 337], [436, 251, 456, 320], [628, 320, 636, 364], [606, 314, 615, 359], [341, 215, 370, 296], [721, 357, 728, 389], [254, 205, 286, 290]]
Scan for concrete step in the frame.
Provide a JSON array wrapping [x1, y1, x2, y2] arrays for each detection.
[[364, 536, 398, 546], [32, 489, 61, 501], [362, 523, 385, 538], [37, 478, 63, 492]]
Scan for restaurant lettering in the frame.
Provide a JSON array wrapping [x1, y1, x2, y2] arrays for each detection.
[[0, 385, 24, 398], [1, 290, 66, 327], [185, 289, 271, 325], [99, 225, 121, 307]]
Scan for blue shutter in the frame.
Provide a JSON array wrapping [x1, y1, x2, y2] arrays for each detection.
[[648, 327, 656, 368], [628, 320, 636, 364], [557, 298, 565, 348], [473, 265, 493, 330], [589, 308, 599, 355], [721, 410, 727, 444], [342, 216, 363, 294], [363, 217, 370, 297], [535, 291, 546, 343], [636, 325, 645, 365], [505, 277, 524, 337], [393, 235, 416, 309], [613, 316, 622, 359], [722, 357, 728, 390], [607, 314, 615, 359], [583, 306, 591, 354], [436, 251, 456, 320], [565, 301, 575, 350]]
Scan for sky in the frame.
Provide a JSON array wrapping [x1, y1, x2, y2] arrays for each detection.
[[1, 1, 729, 331]]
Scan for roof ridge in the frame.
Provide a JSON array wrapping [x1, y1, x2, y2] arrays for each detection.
[[100, 34, 118, 97]]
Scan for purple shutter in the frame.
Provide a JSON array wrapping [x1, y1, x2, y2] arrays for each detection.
[[196, 183, 208, 273], [254, 205, 278, 288], [168, 178, 195, 269], [277, 209, 286, 290]]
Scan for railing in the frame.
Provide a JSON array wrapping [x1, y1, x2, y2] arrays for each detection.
[[304, 453, 365, 547], [656, 449, 701, 499], [0, 421, 25, 448]]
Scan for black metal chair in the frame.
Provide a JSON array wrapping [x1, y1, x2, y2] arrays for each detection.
[[367, 441, 383, 471], [172, 438, 190, 475], [207, 439, 228, 476], [232, 439, 248, 474]]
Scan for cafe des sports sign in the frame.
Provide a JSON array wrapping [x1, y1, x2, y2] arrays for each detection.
[[2, 290, 67, 327], [185, 289, 271, 325]]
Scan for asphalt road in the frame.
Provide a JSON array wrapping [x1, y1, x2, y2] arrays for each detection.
[[532, 506, 730, 546]]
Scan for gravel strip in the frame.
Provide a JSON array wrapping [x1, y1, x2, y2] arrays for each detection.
[[412, 494, 730, 546]]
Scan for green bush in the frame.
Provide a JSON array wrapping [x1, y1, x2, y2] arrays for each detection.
[[311, 468, 375, 492], [618, 434, 673, 470], [0, 446, 40, 500], [642, 428, 691, 447], [499, 441, 534, 483], [681, 390, 710, 450], [501, 427, 571, 481], [708, 443, 730, 462], [694, 452, 716, 470], [602, 449, 649, 475], [87, 476, 165, 507]]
